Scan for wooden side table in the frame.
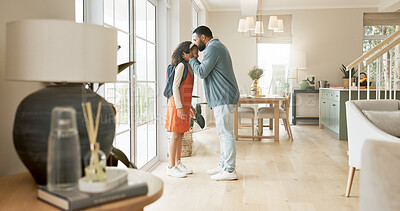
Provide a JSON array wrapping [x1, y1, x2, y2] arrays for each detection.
[[291, 89, 319, 125], [0, 169, 163, 211]]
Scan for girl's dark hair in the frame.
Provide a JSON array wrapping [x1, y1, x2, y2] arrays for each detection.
[[171, 41, 192, 66]]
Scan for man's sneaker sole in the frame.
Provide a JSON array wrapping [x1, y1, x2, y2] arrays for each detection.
[[210, 172, 238, 181]]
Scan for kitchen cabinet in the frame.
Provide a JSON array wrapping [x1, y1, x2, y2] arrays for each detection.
[[319, 88, 400, 140]]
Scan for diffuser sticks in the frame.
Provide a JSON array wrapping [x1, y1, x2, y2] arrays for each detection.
[[81, 102, 107, 182]]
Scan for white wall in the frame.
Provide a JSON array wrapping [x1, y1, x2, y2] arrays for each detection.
[[170, 0, 193, 53], [291, 8, 371, 86], [208, 11, 257, 94], [208, 8, 376, 92], [0, 0, 74, 176]]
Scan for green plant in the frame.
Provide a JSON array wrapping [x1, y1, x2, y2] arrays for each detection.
[[248, 66, 264, 80], [340, 64, 357, 79], [190, 103, 205, 129], [107, 146, 137, 169]]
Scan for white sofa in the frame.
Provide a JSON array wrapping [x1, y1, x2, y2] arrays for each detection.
[[360, 140, 400, 211], [345, 100, 400, 197]]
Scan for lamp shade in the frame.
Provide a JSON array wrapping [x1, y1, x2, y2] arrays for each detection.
[[268, 16, 278, 30], [6, 19, 117, 83], [244, 16, 255, 32], [254, 21, 264, 34], [289, 50, 307, 69], [274, 19, 284, 33], [238, 19, 246, 32]]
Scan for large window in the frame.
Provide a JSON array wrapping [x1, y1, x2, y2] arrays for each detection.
[[135, 0, 157, 169], [75, 0, 83, 23], [363, 13, 400, 89], [257, 43, 291, 95], [102, 0, 132, 162], [76, 0, 134, 166]]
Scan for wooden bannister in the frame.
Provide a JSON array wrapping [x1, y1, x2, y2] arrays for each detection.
[[347, 29, 400, 70], [347, 29, 400, 102], [365, 35, 400, 65]]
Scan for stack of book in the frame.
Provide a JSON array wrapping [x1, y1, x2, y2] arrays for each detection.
[[38, 178, 148, 210]]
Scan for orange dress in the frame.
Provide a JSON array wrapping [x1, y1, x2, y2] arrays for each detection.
[[164, 69, 194, 133]]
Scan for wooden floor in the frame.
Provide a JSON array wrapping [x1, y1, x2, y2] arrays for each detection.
[[146, 124, 359, 211]]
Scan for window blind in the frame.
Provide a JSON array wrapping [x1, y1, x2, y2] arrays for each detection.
[[364, 12, 400, 26]]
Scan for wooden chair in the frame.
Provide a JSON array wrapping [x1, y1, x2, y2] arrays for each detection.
[[237, 107, 255, 139], [257, 93, 293, 141]]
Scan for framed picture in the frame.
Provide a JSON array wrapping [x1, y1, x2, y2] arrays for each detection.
[[306, 75, 316, 88]]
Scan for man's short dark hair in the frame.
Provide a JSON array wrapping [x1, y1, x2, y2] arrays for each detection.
[[193, 26, 213, 38]]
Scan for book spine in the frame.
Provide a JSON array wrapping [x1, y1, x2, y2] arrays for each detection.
[[71, 184, 148, 210]]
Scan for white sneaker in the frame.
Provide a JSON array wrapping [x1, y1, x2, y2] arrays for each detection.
[[210, 170, 238, 181], [206, 166, 223, 175], [167, 166, 187, 178], [177, 163, 193, 174]]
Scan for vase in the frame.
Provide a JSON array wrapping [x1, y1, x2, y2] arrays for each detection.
[[251, 79, 261, 96], [299, 80, 309, 90], [13, 84, 115, 185], [342, 78, 355, 88]]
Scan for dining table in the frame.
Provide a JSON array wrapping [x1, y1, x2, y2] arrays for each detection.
[[234, 95, 286, 141]]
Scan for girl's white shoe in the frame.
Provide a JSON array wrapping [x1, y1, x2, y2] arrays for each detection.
[[167, 166, 187, 178], [177, 163, 193, 174]]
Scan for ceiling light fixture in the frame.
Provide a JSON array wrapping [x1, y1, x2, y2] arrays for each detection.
[[238, 0, 284, 39]]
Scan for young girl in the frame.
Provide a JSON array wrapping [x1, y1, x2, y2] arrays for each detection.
[[165, 41, 199, 178]]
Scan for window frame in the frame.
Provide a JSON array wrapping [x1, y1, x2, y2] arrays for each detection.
[[134, 0, 159, 170]]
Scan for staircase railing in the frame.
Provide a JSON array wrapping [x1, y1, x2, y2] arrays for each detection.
[[347, 30, 400, 101]]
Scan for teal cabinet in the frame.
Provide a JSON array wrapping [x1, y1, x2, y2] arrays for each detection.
[[319, 89, 342, 138], [319, 88, 400, 140], [320, 99, 328, 126], [330, 101, 340, 133]]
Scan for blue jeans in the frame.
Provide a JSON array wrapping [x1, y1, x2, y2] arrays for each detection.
[[213, 104, 236, 172]]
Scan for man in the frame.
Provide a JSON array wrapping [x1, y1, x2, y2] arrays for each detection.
[[183, 26, 240, 181]]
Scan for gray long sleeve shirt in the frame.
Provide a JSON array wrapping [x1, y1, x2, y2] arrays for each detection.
[[189, 38, 239, 109]]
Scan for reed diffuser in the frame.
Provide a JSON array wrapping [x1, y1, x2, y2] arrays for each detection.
[[81, 102, 107, 182]]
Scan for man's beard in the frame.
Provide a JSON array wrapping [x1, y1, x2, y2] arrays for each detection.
[[198, 40, 206, 52]]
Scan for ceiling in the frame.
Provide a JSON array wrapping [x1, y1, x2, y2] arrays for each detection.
[[201, 0, 400, 13]]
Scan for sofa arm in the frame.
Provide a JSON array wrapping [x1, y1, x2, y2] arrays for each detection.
[[345, 101, 400, 169]]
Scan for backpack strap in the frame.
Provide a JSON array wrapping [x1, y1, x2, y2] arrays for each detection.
[[180, 61, 189, 86], [163, 62, 190, 100]]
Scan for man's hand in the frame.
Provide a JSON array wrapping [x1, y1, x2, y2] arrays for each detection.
[[177, 108, 187, 120], [182, 52, 193, 61]]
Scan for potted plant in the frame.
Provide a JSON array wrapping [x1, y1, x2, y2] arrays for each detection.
[[251, 88, 257, 96], [248, 66, 264, 95], [340, 64, 357, 88]]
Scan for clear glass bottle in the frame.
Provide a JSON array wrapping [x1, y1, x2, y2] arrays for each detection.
[[47, 107, 81, 191], [83, 143, 107, 182]]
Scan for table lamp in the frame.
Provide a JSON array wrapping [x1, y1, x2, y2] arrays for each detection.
[[6, 19, 117, 185], [289, 49, 307, 89]]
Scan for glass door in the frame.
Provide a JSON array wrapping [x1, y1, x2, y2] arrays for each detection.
[[102, 0, 133, 161], [135, 0, 157, 169]]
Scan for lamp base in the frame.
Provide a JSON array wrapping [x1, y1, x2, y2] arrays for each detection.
[[13, 84, 115, 185]]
